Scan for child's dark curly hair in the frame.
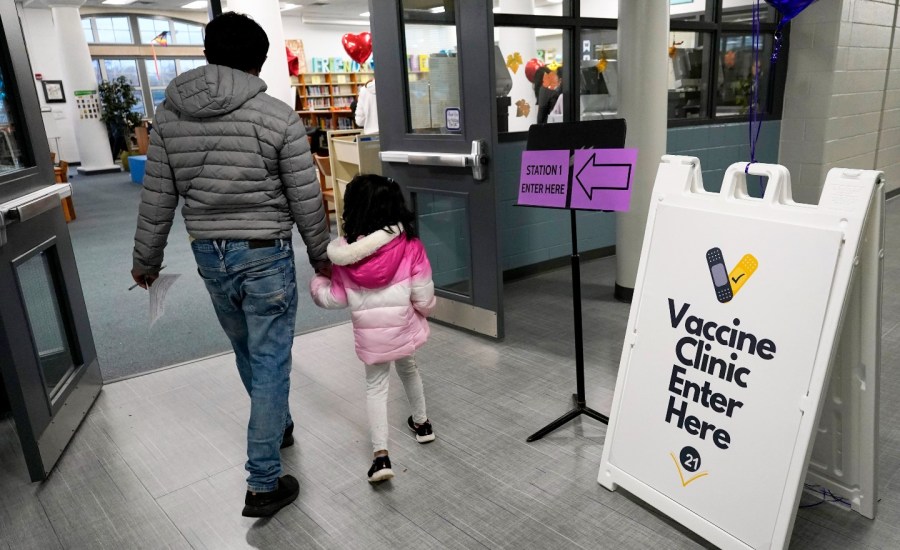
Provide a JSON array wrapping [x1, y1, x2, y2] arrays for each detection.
[[341, 174, 418, 243]]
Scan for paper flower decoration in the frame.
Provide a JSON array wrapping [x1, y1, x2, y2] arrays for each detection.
[[515, 99, 531, 117], [596, 58, 607, 72], [542, 71, 560, 90], [724, 50, 737, 69], [506, 52, 524, 74]]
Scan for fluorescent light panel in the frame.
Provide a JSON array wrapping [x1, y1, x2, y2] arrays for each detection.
[[360, 11, 371, 17], [102, 0, 137, 5], [182, 1, 208, 9], [281, 3, 301, 11], [429, 6, 445, 13]]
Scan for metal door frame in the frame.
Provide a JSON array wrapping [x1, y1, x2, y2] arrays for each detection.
[[0, 198, 102, 481]]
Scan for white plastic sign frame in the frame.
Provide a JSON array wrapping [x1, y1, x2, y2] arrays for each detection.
[[597, 156, 883, 550]]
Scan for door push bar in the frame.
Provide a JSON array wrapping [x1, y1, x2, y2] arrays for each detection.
[[0, 183, 71, 247], [380, 140, 488, 181]]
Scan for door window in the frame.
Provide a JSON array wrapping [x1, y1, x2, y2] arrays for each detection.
[[415, 192, 472, 297], [0, 62, 27, 174], [402, 1, 461, 134], [494, 27, 565, 132], [16, 248, 77, 402]]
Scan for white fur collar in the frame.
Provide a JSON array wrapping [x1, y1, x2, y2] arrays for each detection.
[[327, 225, 403, 266]]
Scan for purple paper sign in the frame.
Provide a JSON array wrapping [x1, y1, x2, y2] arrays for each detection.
[[569, 148, 638, 211], [518, 150, 570, 208], [517, 148, 637, 211]]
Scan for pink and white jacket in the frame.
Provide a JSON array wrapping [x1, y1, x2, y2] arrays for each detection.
[[310, 225, 436, 364]]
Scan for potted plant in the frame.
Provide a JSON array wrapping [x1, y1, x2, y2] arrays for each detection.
[[98, 75, 142, 160]]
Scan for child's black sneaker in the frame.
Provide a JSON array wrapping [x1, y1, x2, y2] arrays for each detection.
[[367, 456, 394, 483], [407, 416, 436, 443], [242, 475, 300, 517]]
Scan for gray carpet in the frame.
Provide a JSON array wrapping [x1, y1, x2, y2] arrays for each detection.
[[65, 169, 349, 381]]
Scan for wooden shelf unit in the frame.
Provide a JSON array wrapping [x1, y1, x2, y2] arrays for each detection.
[[292, 72, 374, 130], [327, 130, 382, 236]]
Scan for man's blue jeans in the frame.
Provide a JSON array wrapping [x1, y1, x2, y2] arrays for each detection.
[[191, 239, 297, 493]]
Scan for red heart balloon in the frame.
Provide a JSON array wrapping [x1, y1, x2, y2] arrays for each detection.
[[342, 32, 372, 64], [524, 58, 544, 83]]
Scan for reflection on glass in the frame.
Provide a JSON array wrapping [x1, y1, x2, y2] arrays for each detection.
[[721, 1, 775, 23], [94, 17, 133, 44], [497, 0, 566, 16], [493, 26, 564, 132], [579, 28, 618, 121], [138, 17, 170, 44], [670, 0, 708, 22], [580, 0, 617, 18], [104, 59, 140, 85], [17, 250, 77, 401], [402, 1, 460, 134], [133, 90, 146, 116], [145, 59, 177, 87], [82, 18, 95, 43], [173, 21, 204, 45], [415, 192, 471, 296], [178, 59, 206, 73], [0, 62, 27, 175], [668, 32, 710, 119], [716, 33, 773, 117]]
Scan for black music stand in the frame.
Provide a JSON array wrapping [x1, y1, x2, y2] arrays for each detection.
[[523, 118, 627, 442]]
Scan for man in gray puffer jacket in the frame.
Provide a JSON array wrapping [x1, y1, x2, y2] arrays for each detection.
[[130, 12, 328, 518]]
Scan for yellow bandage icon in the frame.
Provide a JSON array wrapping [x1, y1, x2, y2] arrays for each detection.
[[728, 254, 758, 296]]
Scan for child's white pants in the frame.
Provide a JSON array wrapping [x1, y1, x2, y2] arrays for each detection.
[[365, 355, 427, 453]]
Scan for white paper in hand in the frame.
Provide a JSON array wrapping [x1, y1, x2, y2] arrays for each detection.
[[149, 273, 180, 327]]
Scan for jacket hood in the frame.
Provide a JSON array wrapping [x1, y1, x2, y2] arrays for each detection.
[[165, 64, 267, 118], [364, 80, 376, 95], [327, 225, 405, 288]]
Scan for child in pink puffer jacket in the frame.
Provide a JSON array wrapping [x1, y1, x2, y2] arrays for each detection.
[[310, 174, 436, 483]]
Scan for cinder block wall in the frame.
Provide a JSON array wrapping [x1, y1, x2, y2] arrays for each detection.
[[780, 0, 900, 201]]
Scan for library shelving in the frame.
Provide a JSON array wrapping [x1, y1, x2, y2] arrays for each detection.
[[292, 71, 374, 130]]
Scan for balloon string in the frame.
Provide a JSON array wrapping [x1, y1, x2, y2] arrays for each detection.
[[746, 0, 764, 195]]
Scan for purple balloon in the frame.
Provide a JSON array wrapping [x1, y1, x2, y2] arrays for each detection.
[[764, 0, 818, 23]]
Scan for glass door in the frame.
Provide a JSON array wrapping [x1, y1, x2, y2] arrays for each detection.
[[371, 0, 503, 337], [0, 0, 102, 482]]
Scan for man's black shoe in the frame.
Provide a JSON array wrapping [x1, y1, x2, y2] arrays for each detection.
[[242, 475, 299, 517], [281, 423, 294, 449]]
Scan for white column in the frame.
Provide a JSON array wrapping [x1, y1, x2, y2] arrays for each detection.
[[498, 0, 538, 131], [49, 1, 118, 174], [226, 0, 294, 108], [615, 0, 669, 300]]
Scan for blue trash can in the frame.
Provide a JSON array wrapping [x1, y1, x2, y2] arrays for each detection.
[[128, 155, 147, 184]]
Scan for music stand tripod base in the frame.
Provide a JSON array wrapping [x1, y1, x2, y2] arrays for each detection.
[[526, 394, 609, 442]]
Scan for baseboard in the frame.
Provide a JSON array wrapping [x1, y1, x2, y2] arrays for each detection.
[[503, 245, 616, 282], [886, 187, 900, 201]]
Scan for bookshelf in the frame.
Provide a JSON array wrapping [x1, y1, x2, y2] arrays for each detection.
[[293, 71, 374, 130], [327, 130, 382, 236]]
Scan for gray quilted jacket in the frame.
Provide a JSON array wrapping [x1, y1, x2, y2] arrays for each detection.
[[132, 64, 329, 274]]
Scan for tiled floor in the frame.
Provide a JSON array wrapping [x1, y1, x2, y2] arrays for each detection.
[[1, 197, 899, 549]]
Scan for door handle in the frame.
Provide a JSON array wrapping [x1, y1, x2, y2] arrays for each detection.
[[380, 140, 488, 181], [0, 183, 71, 247]]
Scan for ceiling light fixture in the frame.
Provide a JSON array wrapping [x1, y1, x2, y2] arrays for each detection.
[[301, 17, 371, 26], [102, 0, 138, 5], [281, 3, 301, 11], [429, 6, 445, 13], [360, 11, 371, 17], [181, 1, 208, 10]]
